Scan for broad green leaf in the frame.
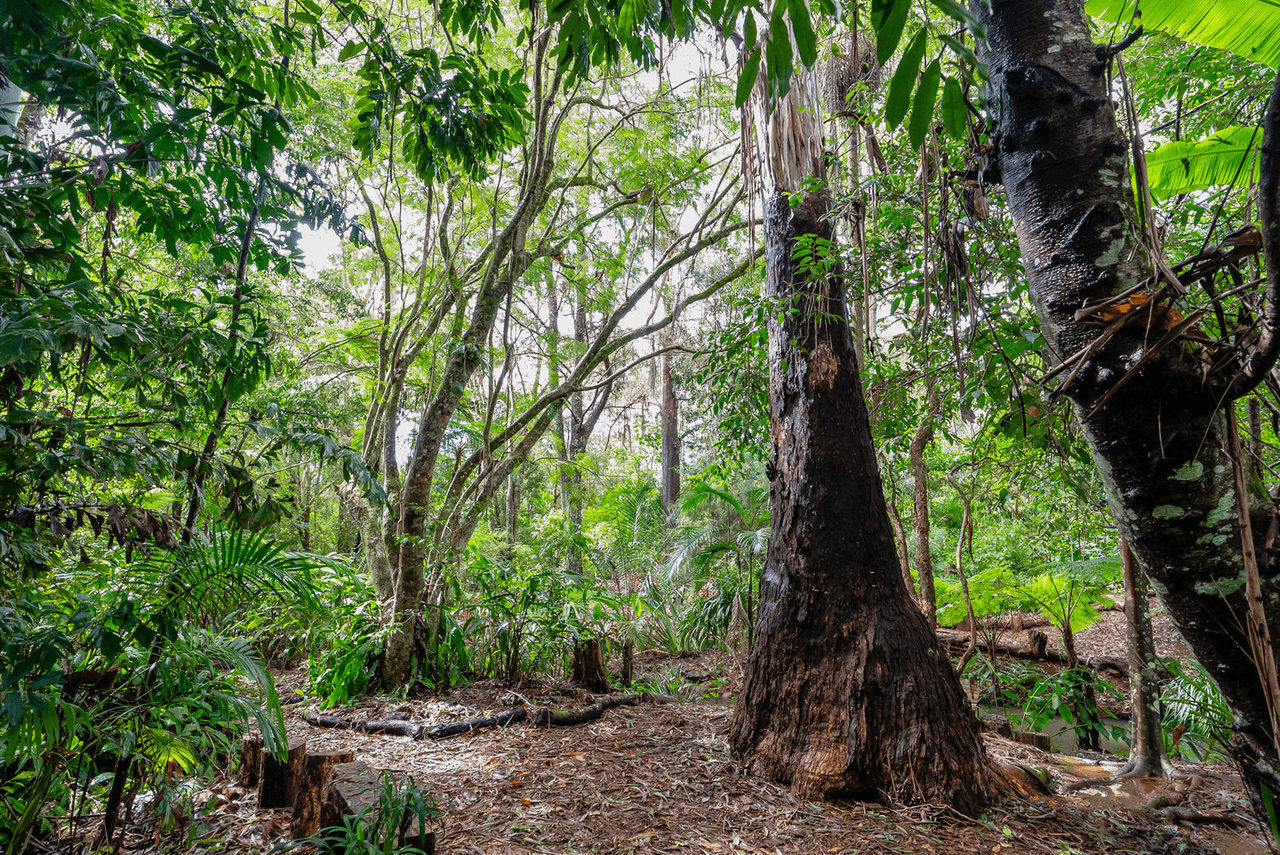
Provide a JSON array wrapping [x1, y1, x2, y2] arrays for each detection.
[[872, 0, 911, 64], [940, 75, 967, 139], [1144, 126, 1261, 199], [886, 28, 927, 131], [908, 57, 941, 148], [337, 40, 363, 62], [737, 50, 761, 106], [744, 10, 757, 50], [1087, 0, 1280, 68], [788, 0, 818, 67]]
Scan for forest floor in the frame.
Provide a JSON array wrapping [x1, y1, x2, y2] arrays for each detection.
[[109, 600, 1271, 855]]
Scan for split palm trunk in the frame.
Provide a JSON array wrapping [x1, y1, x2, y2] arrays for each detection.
[[976, 0, 1280, 810], [728, 50, 995, 814]]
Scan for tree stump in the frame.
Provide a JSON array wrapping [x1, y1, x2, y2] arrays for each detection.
[[259, 737, 307, 809], [239, 735, 263, 789], [571, 637, 610, 693], [290, 749, 355, 838], [320, 761, 434, 853]]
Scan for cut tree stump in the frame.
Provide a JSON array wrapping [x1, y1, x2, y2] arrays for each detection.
[[571, 637, 610, 693], [320, 761, 436, 853], [290, 749, 355, 839], [259, 737, 308, 809], [239, 735, 263, 789]]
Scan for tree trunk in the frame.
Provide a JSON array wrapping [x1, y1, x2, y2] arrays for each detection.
[[909, 387, 939, 627], [885, 474, 916, 598], [977, 0, 1280, 808], [729, 52, 995, 813], [1120, 536, 1172, 777], [660, 350, 681, 519]]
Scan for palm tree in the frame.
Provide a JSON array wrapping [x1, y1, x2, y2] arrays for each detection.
[[666, 477, 769, 648]]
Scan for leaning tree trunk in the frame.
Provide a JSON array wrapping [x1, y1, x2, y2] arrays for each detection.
[[728, 41, 995, 814], [977, 0, 1280, 810]]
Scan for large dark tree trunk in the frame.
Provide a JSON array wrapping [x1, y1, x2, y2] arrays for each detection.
[[977, 0, 1280, 807], [729, 61, 995, 813]]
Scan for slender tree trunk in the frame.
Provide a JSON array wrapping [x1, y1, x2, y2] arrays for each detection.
[[977, 0, 1280, 809], [886, 487, 915, 599], [1120, 536, 1172, 777], [729, 52, 994, 813], [660, 350, 681, 519], [909, 384, 940, 627], [380, 64, 559, 687]]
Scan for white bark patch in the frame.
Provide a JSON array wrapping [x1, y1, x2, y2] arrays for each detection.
[[753, 65, 826, 194]]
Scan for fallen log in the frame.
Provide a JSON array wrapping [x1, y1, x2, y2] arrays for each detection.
[[936, 629, 1129, 676], [427, 706, 528, 739], [532, 693, 647, 726], [364, 720, 423, 738], [1159, 806, 1241, 827], [302, 693, 676, 741]]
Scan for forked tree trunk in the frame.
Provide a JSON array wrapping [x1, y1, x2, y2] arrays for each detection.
[[729, 48, 995, 813], [976, 0, 1280, 811]]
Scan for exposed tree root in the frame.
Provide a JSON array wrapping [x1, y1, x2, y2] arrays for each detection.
[[1061, 762, 1190, 794], [1159, 806, 1242, 827], [301, 693, 675, 741]]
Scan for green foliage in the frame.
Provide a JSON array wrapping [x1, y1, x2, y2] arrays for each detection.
[[1087, 0, 1280, 68], [1016, 668, 1126, 747], [1161, 659, 1233, 760], [288, 771, 440, 855], [0, 528, 322, 852], [1144, 126, 1262, 200], [466, 547, 573, 684]]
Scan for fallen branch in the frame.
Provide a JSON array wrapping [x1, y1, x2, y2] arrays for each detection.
[[427, 706, 528, 739], [936, 629, 1129, 676], [301, 693, 677, 742]]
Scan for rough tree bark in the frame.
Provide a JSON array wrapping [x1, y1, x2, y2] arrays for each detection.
[[976, 0, 1280, 809], [728, 40, 995, 812]]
